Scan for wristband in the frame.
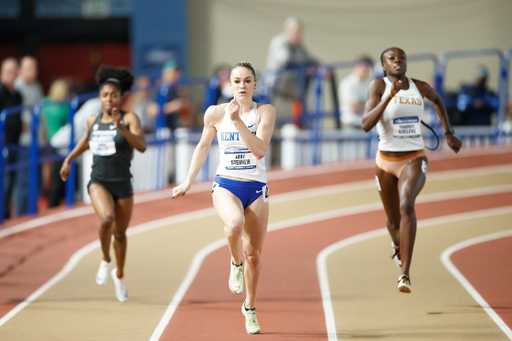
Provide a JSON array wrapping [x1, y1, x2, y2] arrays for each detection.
[[444, 127, 454, 136]]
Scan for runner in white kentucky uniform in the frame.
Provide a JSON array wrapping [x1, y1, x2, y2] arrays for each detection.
[[173, 62, 276, 335], [363, 47, 461, 294], [216, 101, 267, 183]]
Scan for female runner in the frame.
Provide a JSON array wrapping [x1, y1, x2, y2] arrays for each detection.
[[60, 66, 146, 301], [173, 62, 275, 334], [362, 48, 461, 293]]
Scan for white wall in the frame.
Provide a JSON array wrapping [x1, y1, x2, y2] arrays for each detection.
[[189, 0, 512, 92]]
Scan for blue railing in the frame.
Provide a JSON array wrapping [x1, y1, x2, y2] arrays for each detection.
[[1, 47, 511, 225], [0, 105, 33, 222]]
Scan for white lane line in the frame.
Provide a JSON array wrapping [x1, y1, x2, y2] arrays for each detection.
[[441, 230, 512, 340], [317, 206, 512, 341], [318, 228, 387, 341], [0, 208, 216, 328], [0, 239, 100, 327], [0, 184, 511, 333], [136, 163, 512, 205], [148, 194, 512, 340], [1, 162, 510, 240], [0, 206, 95, 239]]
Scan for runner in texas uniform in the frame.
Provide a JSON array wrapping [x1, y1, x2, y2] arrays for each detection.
[[362, 48, 461, 293]]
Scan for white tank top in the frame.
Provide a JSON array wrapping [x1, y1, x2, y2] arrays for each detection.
[[216, 102, 267, 183], [377, 77, 425, 151]]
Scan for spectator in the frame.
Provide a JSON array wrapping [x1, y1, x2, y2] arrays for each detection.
[[0, 58, 22, 219], [266, 17, 317, 123], [457, 65, 496, 126], [338, 56, 374, 130], [158, 60, 191, 131], [213, 64, 233, 105], [50, 96, 102, 203], [14, 56, 45, 215], [124, 76, 155, 133], [41, 79, 71, 207]]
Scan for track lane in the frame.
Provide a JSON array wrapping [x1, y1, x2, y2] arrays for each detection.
[[159, 191, 512, 340], [450, 234, 512, 332], [325, 208, 511, 341], [0, 147, 510, 340]]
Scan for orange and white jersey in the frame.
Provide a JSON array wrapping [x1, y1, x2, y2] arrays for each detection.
[[377, 77, 425, 151]]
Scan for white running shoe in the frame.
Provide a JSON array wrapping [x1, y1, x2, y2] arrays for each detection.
[[95, 260, 111, 285], [391, 242, 401, 268], [229, 262, 244, 295], [397, 274, 411, 293], [111, 268, 128, 302], [241, 301, 261, 335]]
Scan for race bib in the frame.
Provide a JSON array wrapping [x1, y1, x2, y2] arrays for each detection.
[[211, 181, 219, 197], [224, 148, 257, 171], [89, 130, 117, 156], [263, 185, 269, 203], [393, 116, 421, 139]]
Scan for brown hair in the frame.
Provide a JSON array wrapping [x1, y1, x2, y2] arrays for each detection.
[[231, 62, 257, 80]]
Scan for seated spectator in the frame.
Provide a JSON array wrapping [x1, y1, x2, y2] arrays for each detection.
[[457, 66, 497, 126], [0, 58, 22, 219], [124, 76, 155, 133], [41, 79, 71, 207], [338, 56, 373, 130]]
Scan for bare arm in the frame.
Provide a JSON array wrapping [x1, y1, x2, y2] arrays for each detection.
[[414, 79, 462, 154], [114, 109, 147, 153], [362, 78, 403, 132], [60, 115, 96, 181], [172, 105, 222, 198], [228, 99, 276, 159]]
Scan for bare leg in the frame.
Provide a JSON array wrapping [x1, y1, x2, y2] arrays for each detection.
[[89, 184, 115, 263], [376, 168, 401, 247], [213, 187, 245, 265], [112, 196, 133, 279], [397, 158, 427, 276], [242, 195, 269, 309]]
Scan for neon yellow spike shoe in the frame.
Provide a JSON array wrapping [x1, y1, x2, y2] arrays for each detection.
[[241, 301, 261, 334], [229, 262, 244, 295]]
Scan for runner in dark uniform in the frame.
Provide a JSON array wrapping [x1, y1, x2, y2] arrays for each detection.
[[60, 66, 146, 302]]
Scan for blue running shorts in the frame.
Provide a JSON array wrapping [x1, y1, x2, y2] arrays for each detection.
[[212, 176, 269, 209]]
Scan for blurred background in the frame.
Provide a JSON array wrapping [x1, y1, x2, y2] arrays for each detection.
[[0, 0, 511, 223]]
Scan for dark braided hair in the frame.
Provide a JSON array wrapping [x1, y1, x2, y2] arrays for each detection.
[[96, 65, 134, 94], [380, 47, 405, 77], [231, 61, 257, 80]]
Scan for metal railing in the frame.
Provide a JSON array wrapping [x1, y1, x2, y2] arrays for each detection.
[[1, 47, 511, 225]]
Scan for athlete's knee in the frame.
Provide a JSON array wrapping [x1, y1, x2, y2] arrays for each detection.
[[113, 229, 126, 242], [243, 249, 261, 268], [224, 215, 245, 236], [399, 198, 415, 217], [100, 213, 115, 229], [387, 219, 399, 231]]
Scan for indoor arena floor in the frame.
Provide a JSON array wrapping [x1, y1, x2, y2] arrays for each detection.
[[0, 146, 511, 340]]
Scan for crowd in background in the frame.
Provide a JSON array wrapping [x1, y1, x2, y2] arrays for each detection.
[[0, 17, 509, 221]]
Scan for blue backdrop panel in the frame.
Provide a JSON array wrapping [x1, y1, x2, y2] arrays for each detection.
[[131, 0, 188, 77]]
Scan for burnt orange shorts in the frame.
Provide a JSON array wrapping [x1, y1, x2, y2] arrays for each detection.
[[376, 150, 427, 179]]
